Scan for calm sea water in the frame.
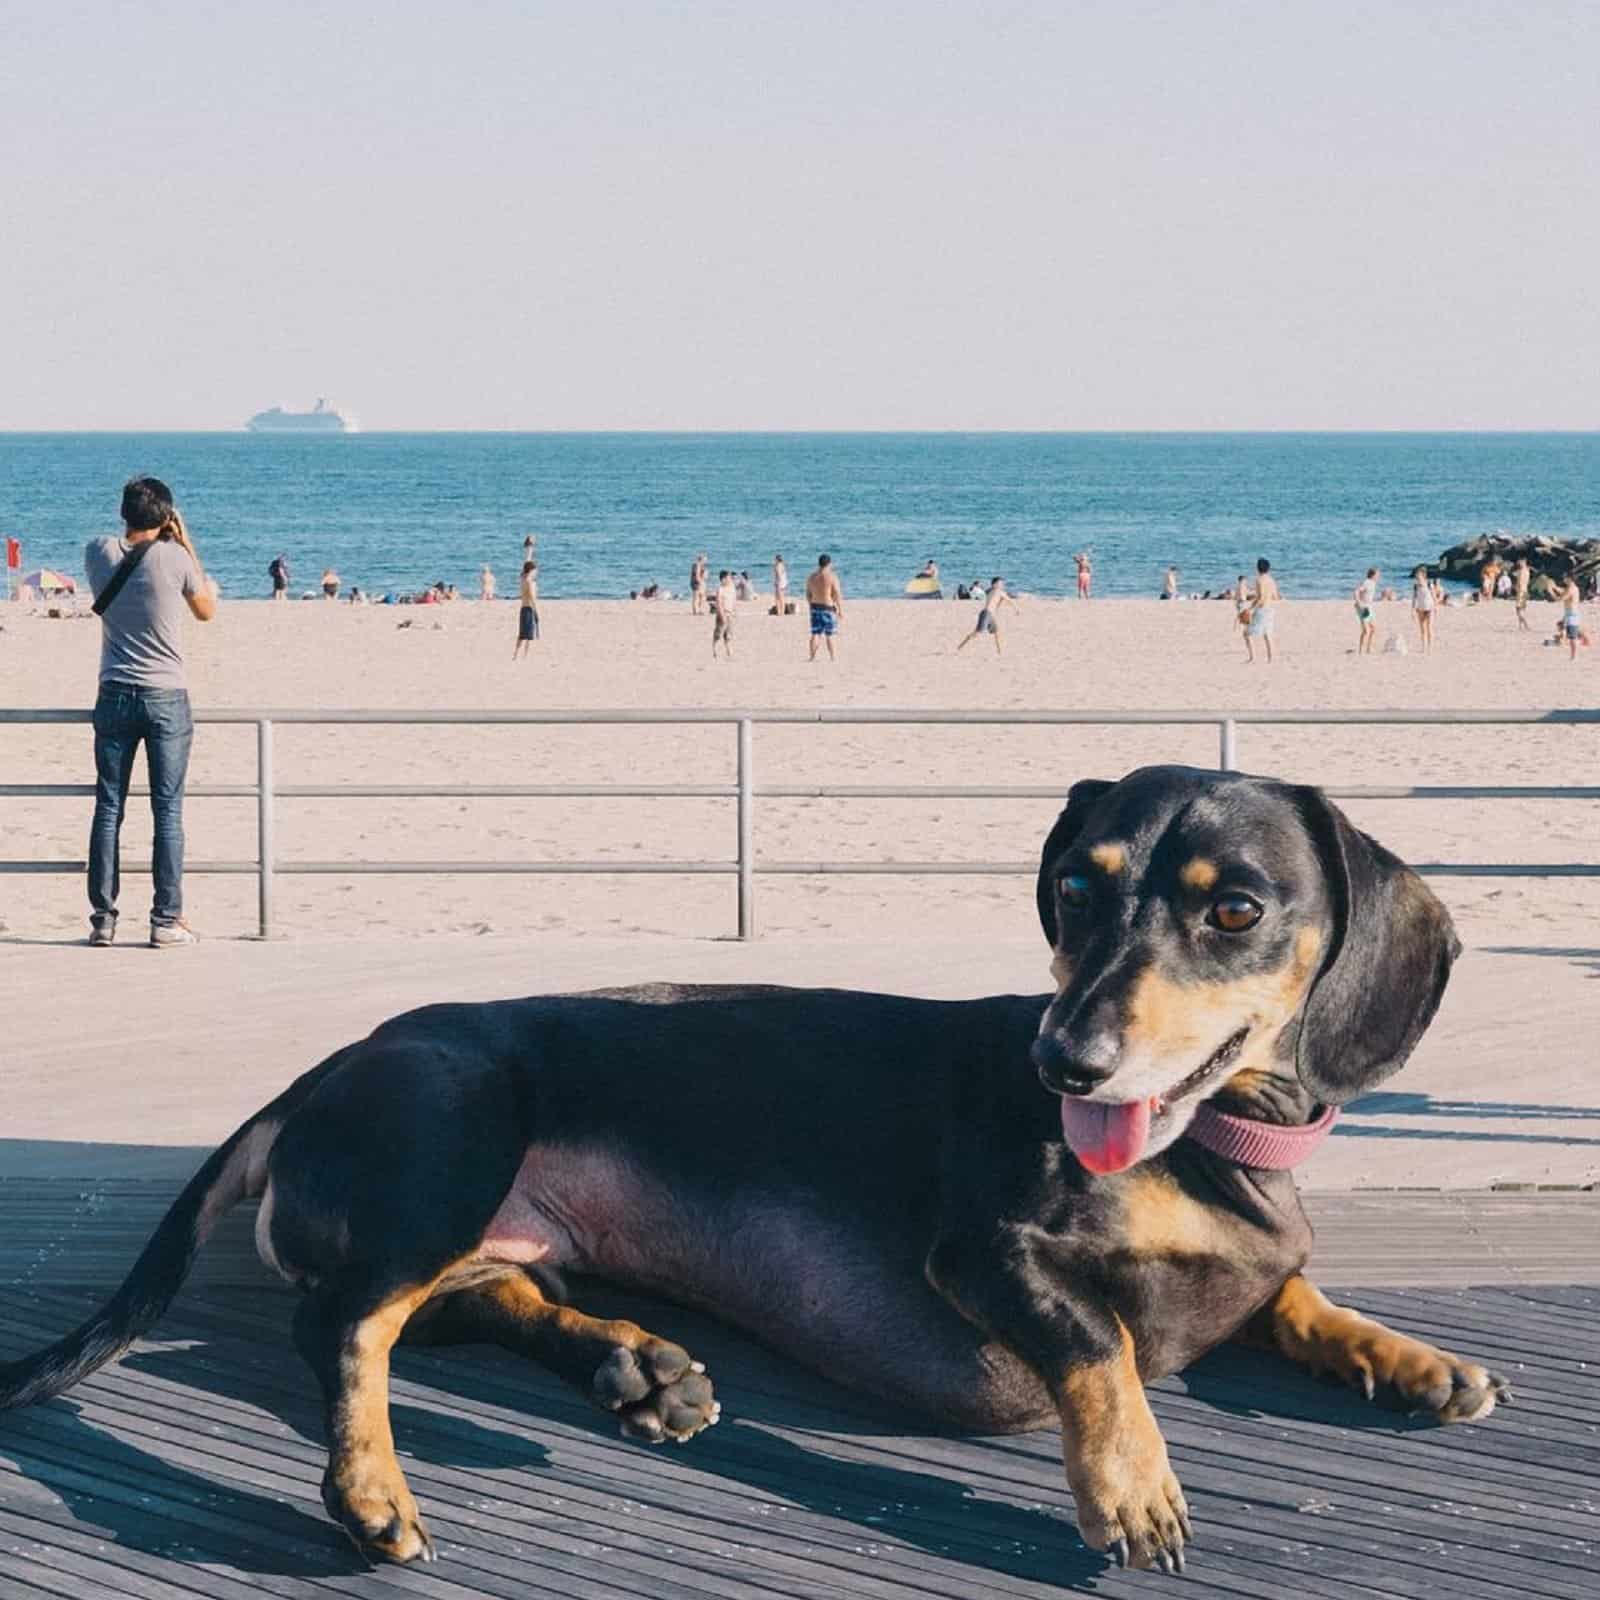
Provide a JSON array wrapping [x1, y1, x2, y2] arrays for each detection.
[[2, 433, 1595, 601]]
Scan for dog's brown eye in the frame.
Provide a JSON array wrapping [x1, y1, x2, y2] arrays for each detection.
[[1208, 895, 1263, 933], [1058, 874, 1092, 909]]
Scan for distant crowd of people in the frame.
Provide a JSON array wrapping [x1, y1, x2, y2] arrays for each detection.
[[255, 537, 1592, 668]]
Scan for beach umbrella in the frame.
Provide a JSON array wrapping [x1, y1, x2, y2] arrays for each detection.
[[19, 568, 77, 593]]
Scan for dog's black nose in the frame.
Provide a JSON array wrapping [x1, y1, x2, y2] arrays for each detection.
[[1031, 1034, 1115, 1096]]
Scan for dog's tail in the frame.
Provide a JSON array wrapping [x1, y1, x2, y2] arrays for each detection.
[[0, 1059, 335, 1411]]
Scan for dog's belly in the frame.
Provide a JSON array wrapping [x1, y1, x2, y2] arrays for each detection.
[[476, 1144, 1054, 1432]]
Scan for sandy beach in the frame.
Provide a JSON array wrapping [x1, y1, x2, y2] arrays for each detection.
[[3, 592, 1595, 947]]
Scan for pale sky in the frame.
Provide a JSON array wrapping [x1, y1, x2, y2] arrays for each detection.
[[2, 1, 1596, 430]]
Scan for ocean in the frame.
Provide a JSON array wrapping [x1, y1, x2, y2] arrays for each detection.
[[2, 433, 1595, 601]]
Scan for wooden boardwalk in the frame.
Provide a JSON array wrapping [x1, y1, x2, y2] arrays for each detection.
[[1, 1184, 1596, 1599]]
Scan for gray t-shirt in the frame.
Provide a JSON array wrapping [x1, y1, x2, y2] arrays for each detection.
[[84, 535, 201, 690]]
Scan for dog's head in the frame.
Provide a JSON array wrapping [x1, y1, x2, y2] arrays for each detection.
[[1032, 765, 1459, 1174]]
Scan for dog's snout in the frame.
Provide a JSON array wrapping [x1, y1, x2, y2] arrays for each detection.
[[1031, 1032, 1117, 1096]]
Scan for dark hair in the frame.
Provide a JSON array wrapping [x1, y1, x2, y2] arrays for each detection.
[[121, 476, 174, 533], [522, 561, 535, 576], [775, 553, 783, 562], [818, 553, 831, 568], [1256, 558, 1271, 574], [719, 569, 730, 581], [990, 575, 1002, 586], [1366, 567, 1378, 578]]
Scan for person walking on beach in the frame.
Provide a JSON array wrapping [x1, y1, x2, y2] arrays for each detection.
[[690, 553, 708, 615], [513, 561, 539, 659], [321, 567, 340, 600], [1411, 566, 1437, 654], [1074, 552, 1092, 599], [268, 552, 290, 600], [956, 576, 1018, 654], [712, 570, 736, 659], [83, 476, 217, 948], [772, 553, 788, 615], [480, 565, 496, 602], [1353, 567, 1379, 655], [1244, 558, 1279, 664], [1513, 557, 1531, 630], [806, 553, 844, 661]]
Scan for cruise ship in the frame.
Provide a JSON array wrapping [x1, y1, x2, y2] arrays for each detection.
[[245, 398, 356, 433]]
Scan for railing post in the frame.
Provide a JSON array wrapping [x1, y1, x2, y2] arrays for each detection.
[[1219, 717, 1238, 772], [737, 716, 755, 939], [257, 718, 275, 939]]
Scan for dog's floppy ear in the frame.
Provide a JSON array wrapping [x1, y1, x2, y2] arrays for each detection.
[[1036, 779, 1116, 946], [1292, 786, 1461, 1105]]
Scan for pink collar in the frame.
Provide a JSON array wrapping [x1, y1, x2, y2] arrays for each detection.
[[1184, 1102, 1339, 1169]]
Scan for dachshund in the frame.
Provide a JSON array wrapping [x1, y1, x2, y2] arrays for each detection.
[[0, 765, 1507, 1574]]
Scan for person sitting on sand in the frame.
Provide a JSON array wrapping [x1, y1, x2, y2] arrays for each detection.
[[514, 562, 539, 659], [735, 570, 753, 602], [321, 568, 340, 600], [806, 554, 844, 662], [1411, 566, 1437, 653], [1353, 567, 1379, 655], [1244, 559, 1279, 664], [956, 576, 1018, 655], [713, 570, 736, 659]]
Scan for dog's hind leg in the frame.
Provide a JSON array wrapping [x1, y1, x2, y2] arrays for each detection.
[[292, 1276, 446, 1564], [1242, 1273, 1511, 1423], [403, 1269, 720, 1443]]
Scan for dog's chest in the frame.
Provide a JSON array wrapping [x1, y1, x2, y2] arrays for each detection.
[[1088, 1165, 1311, 1377]]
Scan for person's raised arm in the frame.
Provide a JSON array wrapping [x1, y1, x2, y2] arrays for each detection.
[[170, 512, 218, 622]]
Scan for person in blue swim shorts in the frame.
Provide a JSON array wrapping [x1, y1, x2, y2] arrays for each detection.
[[806, 553, 844, 661]]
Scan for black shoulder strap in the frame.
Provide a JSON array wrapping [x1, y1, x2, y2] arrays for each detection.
[[92, 540, 155, 617]]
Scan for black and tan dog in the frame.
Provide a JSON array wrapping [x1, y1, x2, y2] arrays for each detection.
[[1, 766, 1509, 1574]]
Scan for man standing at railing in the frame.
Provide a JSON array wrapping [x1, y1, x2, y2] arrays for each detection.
[[83, 477, 217, 948]]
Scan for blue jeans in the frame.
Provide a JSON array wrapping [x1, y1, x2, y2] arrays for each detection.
[[88, 684, 194, 929]]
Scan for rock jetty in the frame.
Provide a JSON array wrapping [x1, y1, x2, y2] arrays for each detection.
[[1436, 534, 1600, 596]]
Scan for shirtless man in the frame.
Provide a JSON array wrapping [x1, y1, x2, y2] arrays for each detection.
[[1245, 557, 1280, 664], [1554, 575, 1585, 660], [806, 554, 844, 662], [1513, 558, 1531, 630], [956, 575, 1018, 654], [712, 569, 737, 659]]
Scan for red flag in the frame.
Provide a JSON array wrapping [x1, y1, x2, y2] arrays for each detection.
[[4, 537, 18, 570]]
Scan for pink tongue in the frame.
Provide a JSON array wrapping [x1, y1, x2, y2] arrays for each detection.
[[1060, 1097, 1155, 1175]]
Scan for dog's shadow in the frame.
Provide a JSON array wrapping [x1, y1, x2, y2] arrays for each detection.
[[10, 1280, 1439, 1592]]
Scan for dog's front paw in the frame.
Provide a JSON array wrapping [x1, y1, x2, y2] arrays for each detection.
[[1332, 1327, 1511, 1423], [592, 1339, 721, 1443], [1066, 1425, 1191, 1573], [322, 1460, 436, 1564]]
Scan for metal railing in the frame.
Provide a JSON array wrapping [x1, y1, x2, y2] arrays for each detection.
[[2, 707, 1597, 939]]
